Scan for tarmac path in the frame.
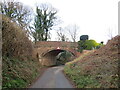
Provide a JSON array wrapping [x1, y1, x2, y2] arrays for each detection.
[[30, 66, 74, 88]]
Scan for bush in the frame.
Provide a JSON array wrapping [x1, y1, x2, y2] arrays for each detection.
[[2, 56, 41, 88], [85, 40, 99, 50], [2, 15, 33, 60], [77, 40, 86, 53], [96, 42, 104, 49], [2, 15, 42, 88], [78, 39, 99, 52]]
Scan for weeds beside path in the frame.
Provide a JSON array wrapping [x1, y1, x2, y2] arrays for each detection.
[[64, 35, 119, 88], [2, 57, 43, 89], [64, 51, 99, 88]]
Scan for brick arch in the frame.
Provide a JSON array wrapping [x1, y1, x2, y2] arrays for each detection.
[[42, 48, 76, 57], [33, 41, 80, 66], [41, 49, 76, 66]]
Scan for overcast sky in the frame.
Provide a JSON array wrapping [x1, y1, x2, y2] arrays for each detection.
[[19, 0, 119, 43]]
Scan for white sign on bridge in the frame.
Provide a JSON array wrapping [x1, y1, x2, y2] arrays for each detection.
[[57, 47, 60, 49]]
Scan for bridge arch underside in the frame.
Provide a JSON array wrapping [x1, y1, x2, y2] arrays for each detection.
[[40, 49, 75, 66]]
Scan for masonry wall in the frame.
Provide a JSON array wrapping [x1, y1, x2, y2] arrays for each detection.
[[33, 41, 79, 66], [34, 41, 78, 48]]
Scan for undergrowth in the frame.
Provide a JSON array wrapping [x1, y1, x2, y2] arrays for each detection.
[[64, 58, 118, 88], [2, 56, 42, 89], [2, 14, 43, 89], [64, 36, 119, 88], [64, 62, 99, 88]]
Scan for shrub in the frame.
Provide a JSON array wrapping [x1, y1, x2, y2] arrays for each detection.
[[2, 15, 33, 60], [2, 15, 42, 88], [2, 56, 41, 88], [78, 39, 99, 52], [77, 40, 86, 53], [96, 42, 104, 49], [85, 40, 99, 50]]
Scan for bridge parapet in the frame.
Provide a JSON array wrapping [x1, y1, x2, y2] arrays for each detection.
[[34, 41, 78, 48]]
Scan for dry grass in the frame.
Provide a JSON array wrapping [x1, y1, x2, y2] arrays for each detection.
[[66, 50, 94, 65], [2, 14, 33, 60], [2, 15, 42, 88], [64, 35, 119, 88]]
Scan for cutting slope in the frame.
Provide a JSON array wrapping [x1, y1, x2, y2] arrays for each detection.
[[64, 35, 119, 88]]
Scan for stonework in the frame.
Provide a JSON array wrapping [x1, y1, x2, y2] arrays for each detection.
[[33, 41, 79, 66]]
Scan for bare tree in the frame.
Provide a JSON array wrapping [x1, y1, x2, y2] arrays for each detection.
[[106, 28, 118, 40], [57, 27, 69, 41], [65, 24, 79, 42], [107, 28, 113, 39], [1, 0, 32, 30]]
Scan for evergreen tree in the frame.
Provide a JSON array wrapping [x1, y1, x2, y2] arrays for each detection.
[[32, 4, 57, 42]]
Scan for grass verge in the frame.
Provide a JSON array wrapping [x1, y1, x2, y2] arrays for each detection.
[[64, 64, 99, 88], [64, 48, 118, 88], [2, 56, 42, 89]]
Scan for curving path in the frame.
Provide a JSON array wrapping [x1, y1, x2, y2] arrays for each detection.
[[30, 66, 74, 88]]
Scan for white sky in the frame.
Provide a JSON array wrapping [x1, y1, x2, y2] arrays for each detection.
[[18, 0, 119, 43]]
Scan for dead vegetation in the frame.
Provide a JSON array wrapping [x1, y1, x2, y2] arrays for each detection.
[[64, 35, 119, 88], [2, 15, 42, 88], [2, 14, 33, 60]]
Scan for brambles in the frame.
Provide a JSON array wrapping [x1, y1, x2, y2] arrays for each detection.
[[2, 15, 33, 60], [64, 35, 119, 88], [2, 15, 42, 88], [2, 57, 41, 88]]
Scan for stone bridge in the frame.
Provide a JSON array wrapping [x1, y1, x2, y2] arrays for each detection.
[[33, 41, 79, 66]]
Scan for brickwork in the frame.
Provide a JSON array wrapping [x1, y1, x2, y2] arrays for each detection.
[[33, 41, 79, 66]]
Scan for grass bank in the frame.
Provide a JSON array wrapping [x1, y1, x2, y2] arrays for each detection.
[[2, 56, 42, 89], [2, 14, 44, 89], [64, 36, 119, 88], [64, 51, 100, 88]]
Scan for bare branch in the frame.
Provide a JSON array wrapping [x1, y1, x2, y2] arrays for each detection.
[[65, 24, 79, 42]]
